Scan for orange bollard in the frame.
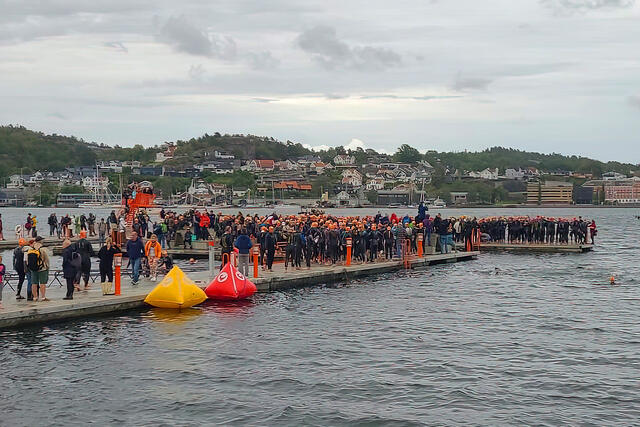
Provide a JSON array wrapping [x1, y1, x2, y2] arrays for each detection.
[[114, 254, 122, 296], [417, 233, 423, 257], [253, 244, 259, 278], [346, 237, 352, 266]]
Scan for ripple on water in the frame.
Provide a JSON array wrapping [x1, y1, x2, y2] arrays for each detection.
[[1, 207, 640, 424]]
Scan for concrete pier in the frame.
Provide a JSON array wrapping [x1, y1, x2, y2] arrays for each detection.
[[0, 251, 478, 329], [478, 243, 593, 253]]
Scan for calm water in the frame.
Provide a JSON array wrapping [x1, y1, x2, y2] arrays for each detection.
[[1, 207, 639, 425]]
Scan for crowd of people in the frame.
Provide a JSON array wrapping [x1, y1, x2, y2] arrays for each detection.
[[0, 206, 599, 307], [478, 216, 597, 245]]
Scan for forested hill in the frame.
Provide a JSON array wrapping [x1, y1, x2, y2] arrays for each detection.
[[0, 125, 98, 178], [0, 125, 637, 179]]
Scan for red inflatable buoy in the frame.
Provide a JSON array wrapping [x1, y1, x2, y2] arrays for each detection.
[[205, 261, 257, 300]]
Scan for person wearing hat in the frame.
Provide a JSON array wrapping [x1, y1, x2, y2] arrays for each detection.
[[13, 238, 27, 299], [28, 236, 50, 301]]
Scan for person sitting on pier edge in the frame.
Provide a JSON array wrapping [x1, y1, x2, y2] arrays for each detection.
[[126, 231, 145, 286], [234, 228, 253, 277]]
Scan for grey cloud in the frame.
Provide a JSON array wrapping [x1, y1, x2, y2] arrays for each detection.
[[296, 25, 401, 71], [541, 0, 635, 14], [628, 96, 640, 109], [252, 98, 279, 103], [104, 41, 128, 53], [453, 76, 492, 91], [247, 51, 280, 70], [359, 94, 463, 101], [159, 15, 236, 59], [48, 112, 68, 120]]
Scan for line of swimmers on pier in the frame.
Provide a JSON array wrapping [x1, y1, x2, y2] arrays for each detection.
[[477, 216, 597, 245]]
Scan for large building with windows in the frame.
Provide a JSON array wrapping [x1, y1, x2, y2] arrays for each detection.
[[526, 181, 573, 205]]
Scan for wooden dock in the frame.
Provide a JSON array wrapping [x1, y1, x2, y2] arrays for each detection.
[[0, 235, 102, 251], [0, 251, 478, 329], [478, 243, 594, 253]]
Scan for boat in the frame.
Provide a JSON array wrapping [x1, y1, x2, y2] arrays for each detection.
[[428, 197, 447, 208]]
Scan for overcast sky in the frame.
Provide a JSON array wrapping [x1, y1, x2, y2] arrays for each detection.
[[1, 0, 640, 161]]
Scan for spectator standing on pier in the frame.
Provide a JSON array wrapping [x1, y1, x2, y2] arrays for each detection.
[[13, 239, 26, 299], [61, 239, 80, 300], [29, 236, 50, 301], [47, 213, 57, 237], [126, 231, 145, 285], [234, 229, 253, 277], [98, 237, 121, 294], [264, 226, 276, 271], [75, 231, 95, 290], [0, 213, 4, 240], [144, 234, 162, 281], [88, 213, 96, 237], [98, 218, 107, 246]]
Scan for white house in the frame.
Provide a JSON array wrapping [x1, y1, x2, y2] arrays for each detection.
[[470, 168, 499, 180], [341, 169, 363, 187], [246, 159, 275, 171], [365, 177, 385, 191], [275, 160, 298, 171], [505, 168, 525, 180], [214, 150, 234, 159], [333, 154, 356, 166]]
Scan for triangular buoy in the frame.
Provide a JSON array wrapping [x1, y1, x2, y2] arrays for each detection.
[[205, 262, 257, 300], [144, 266, 207, 309]]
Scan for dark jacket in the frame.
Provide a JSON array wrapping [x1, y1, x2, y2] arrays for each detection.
[[126, 238, 145, 260], [98, 245, 121, 269], [234, 234, 253, 254], [62, 246, 78, 279]]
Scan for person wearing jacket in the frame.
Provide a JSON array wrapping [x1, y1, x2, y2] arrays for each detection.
[[233, 229, 253, 277], [13, 239, 26, 299], [264, 226, 276, 271], [98, 237, 121, 295], [144, 234, 162, 281], [75, 231, 95, 290], [126, 231, 145, 285], [61, 239, 79, 300]]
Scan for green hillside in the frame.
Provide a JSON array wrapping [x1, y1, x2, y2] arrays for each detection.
[[0, 125, 98, 177], [1, 125, 638, 181]]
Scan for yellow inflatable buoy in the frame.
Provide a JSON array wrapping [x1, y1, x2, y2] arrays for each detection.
[[144, 266, 207, 309]]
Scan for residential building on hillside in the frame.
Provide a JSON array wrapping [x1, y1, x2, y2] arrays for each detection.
[[246, 159, 275, 171], [273, 181, 312, 192], [602, 171, 627, 181], [505, 168, 525, 180], [214, 150, 234, 159], [341, 169, 363, 187], [365, 177, 385, 191], [333, 154, 356, 166], [526, 181, 573, 205], [155, 142, 177, 162]]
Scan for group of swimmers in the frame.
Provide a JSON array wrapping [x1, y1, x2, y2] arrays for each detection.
[[478, 216, 597, 245]]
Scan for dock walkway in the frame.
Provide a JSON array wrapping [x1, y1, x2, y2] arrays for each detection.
[[478, 242, 593, 253], [0, 251, 478, 329]]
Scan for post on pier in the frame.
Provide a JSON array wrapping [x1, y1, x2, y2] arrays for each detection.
[[208, 240, 216, 277], [114, 254, 122, 296], [253, 244, 260, 279], [346, 237, 352, 266]]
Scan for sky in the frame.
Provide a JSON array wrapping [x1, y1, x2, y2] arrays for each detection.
[[1, 0, 640, 162]]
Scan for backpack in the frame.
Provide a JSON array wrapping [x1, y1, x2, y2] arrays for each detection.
[[70, 251, 82, 269], [220, 234, 231, 251], [27, 249, 43, 271]]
